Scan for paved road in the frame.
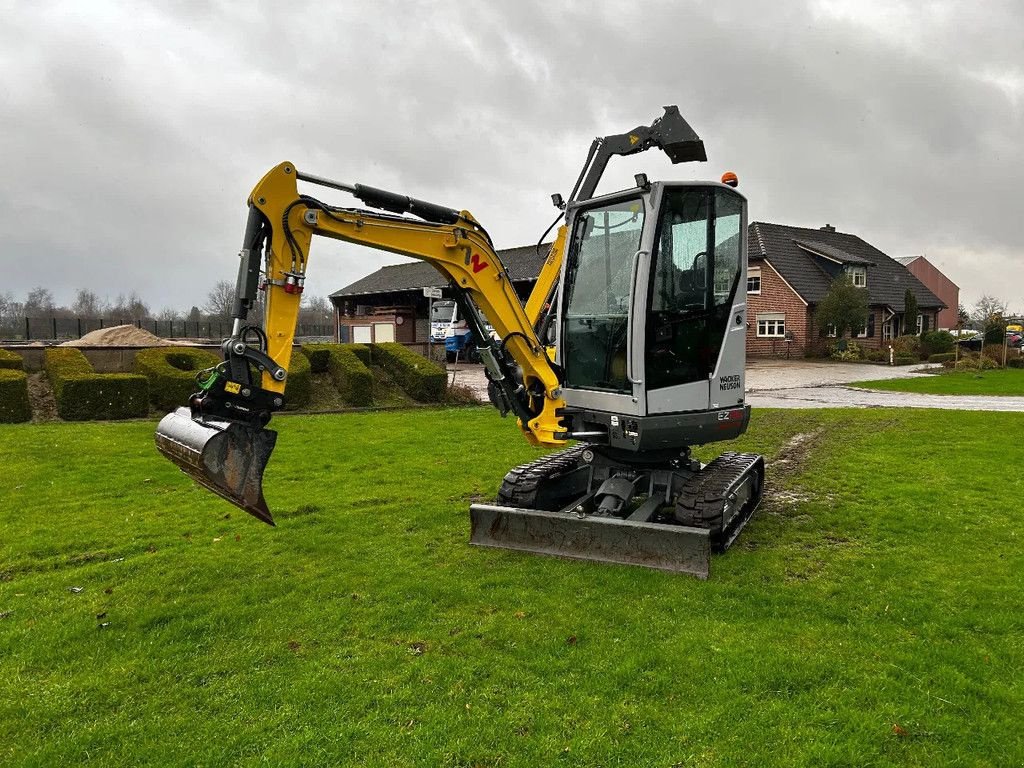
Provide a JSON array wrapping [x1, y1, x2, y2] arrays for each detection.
[[447, 360, 1024, 412]]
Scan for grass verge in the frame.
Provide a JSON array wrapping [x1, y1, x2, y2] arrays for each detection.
[[851, 367, 1024, 395], [1, 408, 1022, 766]]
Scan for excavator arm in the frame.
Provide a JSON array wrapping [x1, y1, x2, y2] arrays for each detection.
[[156, 163, 566, 524]]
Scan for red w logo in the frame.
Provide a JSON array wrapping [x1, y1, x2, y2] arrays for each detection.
[[470, 253, 489, 273]]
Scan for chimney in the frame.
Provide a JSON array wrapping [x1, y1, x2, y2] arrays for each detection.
[[821, 224, 836, 232]]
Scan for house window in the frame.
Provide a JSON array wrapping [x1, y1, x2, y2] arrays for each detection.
[[747, 268, 761, 294], [916, 313, 923, 334], [756, 312, 786, 338], [856, 312, 875, 338], [847, 266, 867, 288], [825, 323, 837, 338]]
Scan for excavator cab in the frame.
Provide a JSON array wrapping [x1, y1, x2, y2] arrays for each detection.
[[557, 181, 748, 436]]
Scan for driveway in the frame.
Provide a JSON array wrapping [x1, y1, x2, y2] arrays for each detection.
[[447, 360, 1024, 412]]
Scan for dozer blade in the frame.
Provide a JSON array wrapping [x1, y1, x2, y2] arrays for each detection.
[[469, 503, 712, 578], [155, 407, 277, 525]]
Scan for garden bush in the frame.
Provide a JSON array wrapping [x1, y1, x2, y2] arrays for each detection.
[[920, 330, 955, 357], [863, 348, 887, 362], [371, 342, 446, 402], [0, 369, 31, 423], [303, 344, 373, 405], [892, 335, 921, 358], [1008, 357, 1024, 369], [0, 349, 24, 371], [133, 347, 221, 410], [955, 356, 999, 371], [928, 352, 956, 364], [45, 348, 148, 421], [893, 355, 917, 366], [284, 350, 311, 409], [827, 340, 862, 361]]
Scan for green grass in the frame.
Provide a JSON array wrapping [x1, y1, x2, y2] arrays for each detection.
[[1, 407, 1023, 766], [852, 368, 1024, 395]]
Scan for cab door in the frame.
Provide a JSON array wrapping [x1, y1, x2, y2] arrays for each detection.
[[642, 184, 747, 415], [557, 193, 650, 416]]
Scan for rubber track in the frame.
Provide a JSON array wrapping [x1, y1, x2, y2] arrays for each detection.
[[496, 445, 589, 508], [675, 451, 764, 551]]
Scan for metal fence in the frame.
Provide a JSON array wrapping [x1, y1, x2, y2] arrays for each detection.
[[0, 317, 334, 342]]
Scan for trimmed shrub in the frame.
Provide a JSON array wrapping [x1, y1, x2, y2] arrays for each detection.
[[0, 349, 24, 371], [892, 335, 921, 358], [301, 344, 332, 373], [348, 344, 371, 366], [371, 342, 445, 402], [303, 343, 374, 405], [920, 330, 955, 357], [284, 350, 311, 409], [0, 369, 31, 423], [893, 355, 917, 366], [45, 348, 148, 421], [1008, 357, 1024, 369], [133, 347, 221, 410], [328, 346, 373, 405], [928, 352, 956, 364]]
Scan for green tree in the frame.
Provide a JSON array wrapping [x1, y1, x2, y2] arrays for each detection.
[[903, 289, 919, 335], [816, 275, 869, 338], [957, 303, 970, 329]]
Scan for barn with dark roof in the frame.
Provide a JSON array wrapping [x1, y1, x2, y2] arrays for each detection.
[[328, 244, 548, 344]]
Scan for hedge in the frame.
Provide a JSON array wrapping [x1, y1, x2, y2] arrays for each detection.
[[45, 348, 149, 421], [927, 352, 956, 364], [371, 342, 445, 402], [284, 350, 311, 409], [1008, 357, 1024, 369], [0, 369, 31, 423], [893, 355, 917, 366], [302, 344, 374, 405], [0, 349, 24, 371], [133, 347, 221, 410], [348, 344, 371, 366]]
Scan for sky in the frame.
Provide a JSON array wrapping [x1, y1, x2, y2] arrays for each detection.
[[1, 0, 1022, 314]]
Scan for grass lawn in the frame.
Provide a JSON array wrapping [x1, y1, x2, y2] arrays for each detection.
[[1, 407, 1022, 766], [851, 367, 1024, 396]]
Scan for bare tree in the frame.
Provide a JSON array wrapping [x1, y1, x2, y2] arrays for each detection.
[[204, 280, 236, 319], [107, 292, 150, 323], [156, 307, 181, 322], [23, 286, 55, 316], [72, 288, 102, 317], [299, 295, 332, 325], [972, 295, 1008, 329]]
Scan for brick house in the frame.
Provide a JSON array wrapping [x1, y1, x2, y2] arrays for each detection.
[[894, 255, 960, 330], [746, 222, 945, 357]]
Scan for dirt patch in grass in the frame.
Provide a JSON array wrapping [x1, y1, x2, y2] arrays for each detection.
[[26, 372, 59, 422]]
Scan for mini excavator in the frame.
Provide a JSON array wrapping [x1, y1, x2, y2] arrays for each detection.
[[156, 106, 764, 578]]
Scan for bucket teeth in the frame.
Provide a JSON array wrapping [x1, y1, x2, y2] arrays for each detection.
[[155, 407, 277, 525]]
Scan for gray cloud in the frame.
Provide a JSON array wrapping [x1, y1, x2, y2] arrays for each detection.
[[1, 0, 1021, 312]]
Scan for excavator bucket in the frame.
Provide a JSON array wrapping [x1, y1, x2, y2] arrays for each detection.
[[468, 504, 713, 578], [155, 407, 277, 525]]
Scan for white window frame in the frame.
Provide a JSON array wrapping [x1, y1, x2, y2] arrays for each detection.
[[916, 313, 923, 335], [825, 323, 838, 338], [747, 268, 761, 295], [756, 313, 786, 338], [848, 266, 867, 288], [855, 323, 869, 339]]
